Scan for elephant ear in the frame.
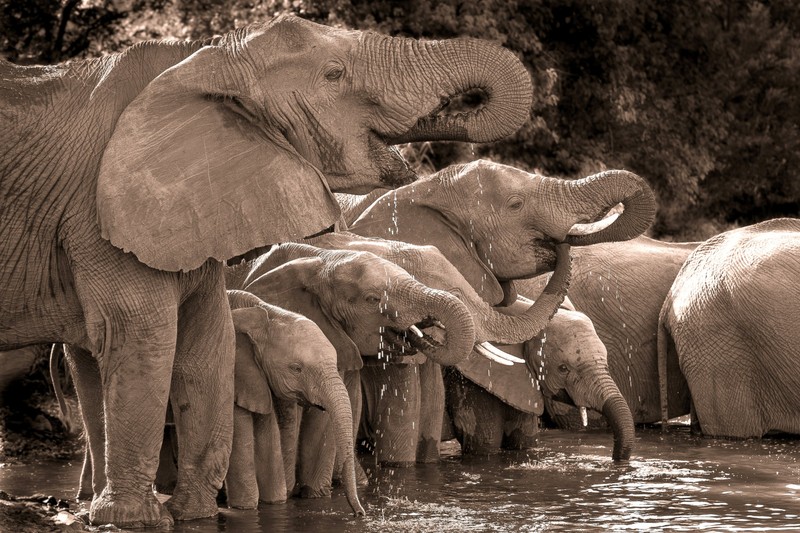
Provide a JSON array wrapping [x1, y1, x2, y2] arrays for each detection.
[[96, 44, 340, 272], [456, 344, 544, 415], [243, 259, 362, 372], [232, 309, 274, 415]]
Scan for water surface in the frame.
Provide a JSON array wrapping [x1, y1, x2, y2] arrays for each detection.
[[2, 426, 799, 531]]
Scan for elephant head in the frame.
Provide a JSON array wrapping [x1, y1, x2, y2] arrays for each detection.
[[525, 307, 635, 461], [350, 159, 656, 308], [94, 17, 533, 272], [226, 290, 364, 515], [305, 231, 570, 360], [230, 243, 476, 368]]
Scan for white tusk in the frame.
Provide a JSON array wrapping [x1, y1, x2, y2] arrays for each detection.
[[475, 342, 526, 365], [580, 406, 588, 427], [568, 211, 621, 236], [474, 344, 513, 365], [409, 325, 424, 338], [433, 319, 447, 330], [515, 295, 535, 307]]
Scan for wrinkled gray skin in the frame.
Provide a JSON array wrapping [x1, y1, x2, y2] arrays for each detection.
[[659, 218, 800, 438], [522, 236, 699, 426], [224, 290, 364, 516], [1, 14, 532, 527], [226, 243, 476, 495], [345, 160, 657, 461], [305, 231, 570, 465]]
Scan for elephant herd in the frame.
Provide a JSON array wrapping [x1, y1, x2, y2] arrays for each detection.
[[2, 13, 799, 529]]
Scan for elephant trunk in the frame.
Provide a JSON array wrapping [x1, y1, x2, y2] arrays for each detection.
[[365, 35, 532, 144], [226, 289, 264, 310], [602, 394, 635, 462], [472, 244, 571, 344], [318, 373, 365, 516], [541, 170, 656, 246], [396, 280, 476, 367]]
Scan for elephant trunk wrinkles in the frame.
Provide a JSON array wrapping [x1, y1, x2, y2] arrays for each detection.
[[602, 394, 635, 462], [319, 373, 365, 516], [546, 170, 656, 246], [399, 280, 476, 366], [474, 244, 571, 344], [378, 37, 532, 144]]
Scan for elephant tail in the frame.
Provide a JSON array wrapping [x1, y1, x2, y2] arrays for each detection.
[[656, 298, 673, 431]]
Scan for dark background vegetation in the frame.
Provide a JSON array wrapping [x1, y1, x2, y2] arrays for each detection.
[[2, 0, 799, 239]]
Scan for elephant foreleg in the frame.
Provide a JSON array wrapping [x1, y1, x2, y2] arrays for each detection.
[[225, 406, 258, 509], [297, 406, 334, 498], [169, 270, 235, 520], [253, 411, 286, 504], [417, 361, 443, 463]]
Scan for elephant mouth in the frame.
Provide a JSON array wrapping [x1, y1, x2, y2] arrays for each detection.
[[379, 318, 447, 355], [370, 133, 418, 188]]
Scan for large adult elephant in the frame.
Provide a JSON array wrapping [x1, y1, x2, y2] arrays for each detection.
[[347, 159, 657, 461], [521, 236, 699, 426], [0, 15, 533, 527], [658, 218, 800, 438], [304, 231, 570, 465]]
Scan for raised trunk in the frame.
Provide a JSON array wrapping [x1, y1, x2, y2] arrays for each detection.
[[318, 374, 365, 516], [364, 35, 532, 144], [602, 394, 635, 462], [543, 170, 656, 245]]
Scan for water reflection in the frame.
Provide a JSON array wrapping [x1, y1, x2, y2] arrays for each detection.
[[2, 427, 799, 531]]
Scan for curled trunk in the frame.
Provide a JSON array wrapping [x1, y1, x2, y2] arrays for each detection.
[[370, 36, 533, 144], [544, 170, 656, 245], [319, 374, 365, 516]]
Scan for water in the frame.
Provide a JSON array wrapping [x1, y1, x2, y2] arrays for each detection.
[[2, 427, 799, 531]]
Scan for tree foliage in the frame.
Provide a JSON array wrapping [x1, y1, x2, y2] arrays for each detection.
[[2, 0, 798, 238]]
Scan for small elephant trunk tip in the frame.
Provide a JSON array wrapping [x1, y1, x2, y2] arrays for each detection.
[[601, 395, 635, 462]]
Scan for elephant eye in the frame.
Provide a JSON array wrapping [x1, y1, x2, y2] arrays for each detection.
[[365, 295, 381, 305], [289, 363, 302, 374], [324, 64, 345, 81], [558, 364, 569, 374], [506, 195, 524, 211]]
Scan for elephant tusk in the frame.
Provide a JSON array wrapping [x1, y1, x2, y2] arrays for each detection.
[[475, 342, 525, 365], [569, 211, 621, 236], [409, 325, 425, 338], [515, 295, 534, 307], [580, 406, 588, 427], [433, 319, 447, 330]]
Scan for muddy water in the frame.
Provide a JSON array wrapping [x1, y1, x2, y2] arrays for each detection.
[[2, 426, 799, 532]]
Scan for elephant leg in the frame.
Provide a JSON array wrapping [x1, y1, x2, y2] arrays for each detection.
[[168, 267, 235, 520], [275, 399, 299, 498], [253, 412, 286, 504], [297, 406, 334, 498], [417, 361, 443, 463], [361, 363, 420, 467], [502, 408, 539, 450], [444, 368, 504, 455], [225, 406, 258, 509], [154, 424, 178, 495], [63, 346, 103, 500]]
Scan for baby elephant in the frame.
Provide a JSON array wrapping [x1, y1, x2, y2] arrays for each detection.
[[225, 290, 365, 516]]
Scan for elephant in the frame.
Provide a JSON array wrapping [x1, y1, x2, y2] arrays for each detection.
[[447, 300, 634, 461], [303, 230, 570, 465], [1, 14, 532, 527], [345, 159, 657, 460], [521, 235, 700, 426], [224, 290, 364, 515], [226, 242, 480, 496], [658, 218, 800, 438]]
